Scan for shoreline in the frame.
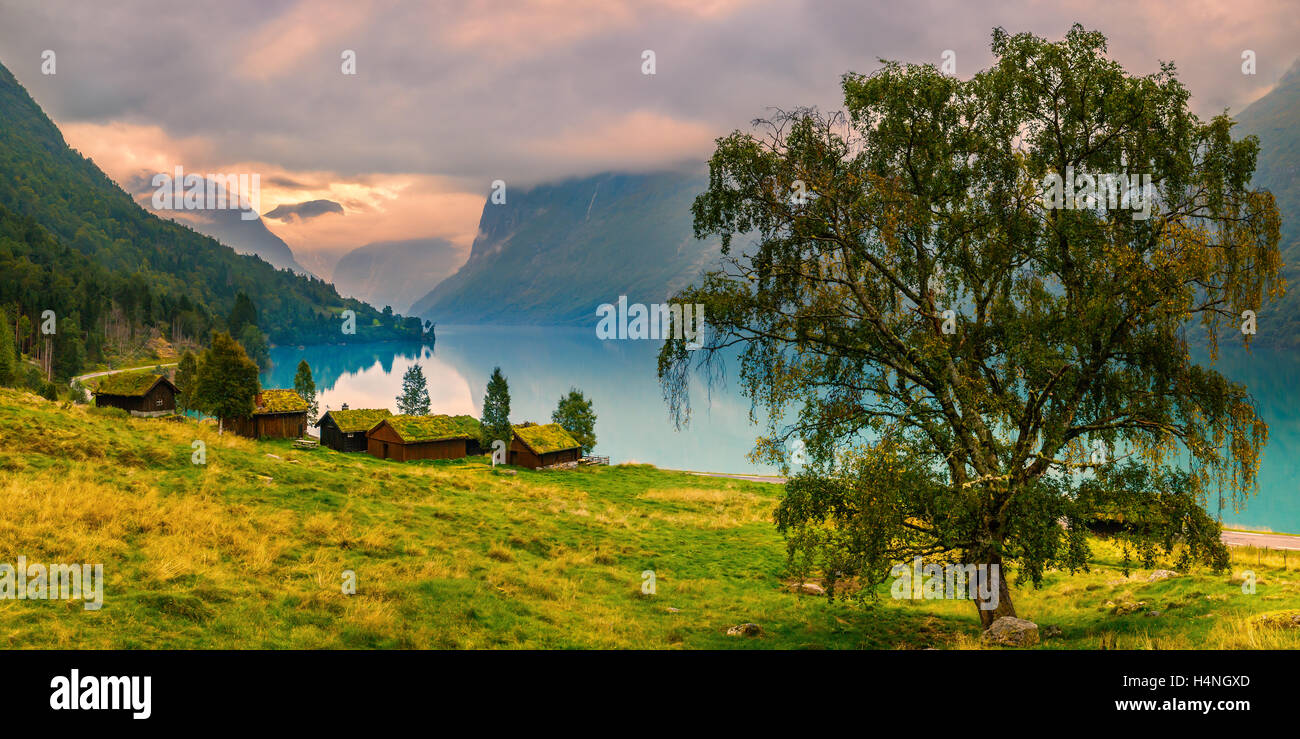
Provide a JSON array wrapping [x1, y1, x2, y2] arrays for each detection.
[[680, 470, 1300, 545]]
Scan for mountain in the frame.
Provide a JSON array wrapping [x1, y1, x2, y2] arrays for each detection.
[[1235, 59, 1300, 347], [159, 200, 309, 276], [409, 171, 721, 326], [0, 58, 424, 364], [330, 238, 467, 313]]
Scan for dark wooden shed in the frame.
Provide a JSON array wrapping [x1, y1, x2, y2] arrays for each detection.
[[315, 408, 392, 452], [509, 423, 582, 469], [92, 373, 178, 417], [366, 414, 482, 462], [226, 389, 309, 439]]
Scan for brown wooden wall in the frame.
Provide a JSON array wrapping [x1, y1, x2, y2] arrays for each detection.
[[366, 432, 468, 462], [95, 393, 147, 413], [95, 383, 175, 415], [508, 438, 580, 469], [227, 412, 307, 439], [318, 418, 368, 452]]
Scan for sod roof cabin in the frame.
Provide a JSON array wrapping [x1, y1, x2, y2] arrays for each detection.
[[91, 372, 178, 418], [366, 414, 483, 462], [509, 423, 582, 469], [314, 408, 392, 452], [225, 389, 309, 439]]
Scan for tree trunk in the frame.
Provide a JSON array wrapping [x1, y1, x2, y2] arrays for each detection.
[[975, 552, 1017, 629]]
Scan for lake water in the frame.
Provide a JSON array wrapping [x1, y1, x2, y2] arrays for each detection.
[[261, 325, 779, 477], [260, 327, 1300, 534]]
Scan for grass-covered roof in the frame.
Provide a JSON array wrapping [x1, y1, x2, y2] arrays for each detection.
[[93, 372, 173, 397], [255, 389, 309, 414], [383, 414, 481, 443], [319, 408, 392, 433], [512, 423, 581, 455]]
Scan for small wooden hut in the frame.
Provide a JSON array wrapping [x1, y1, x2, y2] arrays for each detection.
[[92, 373, 178, 417], [509, 423, 582, 469], [315, 408, 392, 452], [366, 414, 482, 462], [226, 389, 309, 439]]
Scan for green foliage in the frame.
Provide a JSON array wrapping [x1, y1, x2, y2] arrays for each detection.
[[175, 351, 197, 413], [551, 388, 596, 454], [194, 331, 260, 428], [662, 25, 1283, 623], [0, 308, 13, 386], [395, 365, 430, 416], [384, 414, 481, 443], [1228, 60, 1300, 348], [94, 370, 167, 396], [227, 292, 258, 336], [325, 407, 391, 433], [255, 389, 308, 414], [0, 60, 425, 371], [513, 423, 581, 455], [293, 360, 318, 423], [480, 366, 511, 448], [238, 324, 270, 370]]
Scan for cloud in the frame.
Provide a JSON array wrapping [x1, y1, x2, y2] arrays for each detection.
[[263, 199, 345, 223], [4, 0, 1297, 254]]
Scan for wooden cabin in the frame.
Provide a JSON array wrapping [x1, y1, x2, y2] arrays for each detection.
[[92, 372, 178, 417], [509, 423, 582, 469], [366, 414, 482, 462], [314, 408, 392, 452], [226, 389, 309, 439]]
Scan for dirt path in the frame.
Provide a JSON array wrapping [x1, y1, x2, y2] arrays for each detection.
[[71, 362, 177, 389]]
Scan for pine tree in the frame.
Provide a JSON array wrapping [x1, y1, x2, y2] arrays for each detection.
[[480, 366, 512, 449], [0, 308, 14, 387], [294, 360, 319, 423], [174, 350, 198, 412], [194, 331, 260, 434], [396, 364, 430, 415], [552, 387, 597, 454], [227, 292, 258, 336]]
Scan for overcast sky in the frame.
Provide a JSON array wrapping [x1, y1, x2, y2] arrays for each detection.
[[1, 0, 1296, 260]]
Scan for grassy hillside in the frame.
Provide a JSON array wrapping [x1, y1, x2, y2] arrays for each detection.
[[2, 389, 1299, 649]]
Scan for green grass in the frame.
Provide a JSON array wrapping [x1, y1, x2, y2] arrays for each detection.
[[2, 387, 1300, 649]]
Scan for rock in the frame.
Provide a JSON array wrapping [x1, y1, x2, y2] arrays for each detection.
[[1041, 625, 1063, 639], [1145, 610, 1162, 618], [1112, 600, 1148, 615], [726, 623, 762, 637], [1254, 610, 1300, 629], [666, 607, 680, 613], [792, 582, 826, 596], [1147, 569, 1180, 582], [265, 453, 282, 459], [980, 617, 1040, 647]]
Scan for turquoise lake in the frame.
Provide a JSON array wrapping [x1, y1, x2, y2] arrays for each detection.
[[259, 326, 1300, 534]]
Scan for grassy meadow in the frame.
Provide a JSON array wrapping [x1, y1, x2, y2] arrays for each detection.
[[1, 387, 1299, 649]]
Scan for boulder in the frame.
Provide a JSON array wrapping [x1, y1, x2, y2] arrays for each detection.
[[792, 582, 826, 596], [726, 623, 763, 637], [980, 617, 1040, 647], [1147, 569, 1180, 582]]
